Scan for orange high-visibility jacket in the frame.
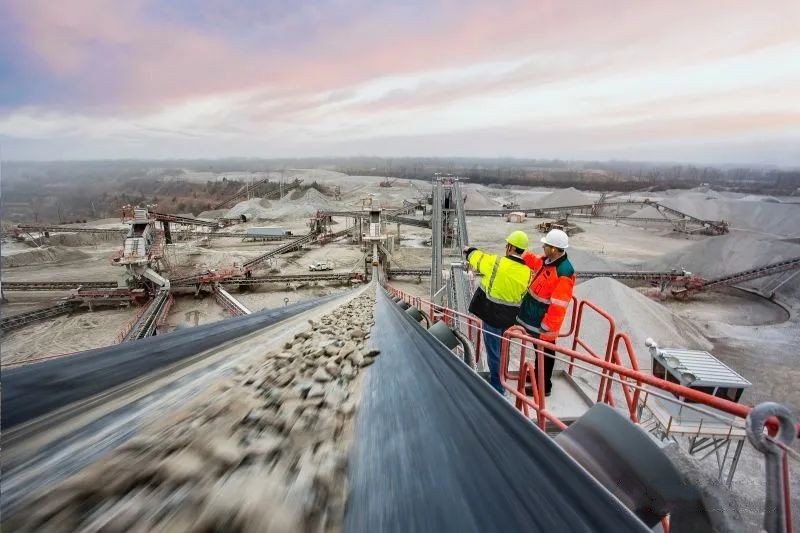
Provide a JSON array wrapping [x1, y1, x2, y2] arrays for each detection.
[[516, 251, 575, 340]]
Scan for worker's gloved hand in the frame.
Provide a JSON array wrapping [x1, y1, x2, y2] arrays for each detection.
[[463, 246, 476, 257]]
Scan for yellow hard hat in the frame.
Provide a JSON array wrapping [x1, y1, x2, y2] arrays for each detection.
[[505, 230, 529, 250]]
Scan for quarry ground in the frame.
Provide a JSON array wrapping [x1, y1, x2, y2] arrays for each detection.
[[2, 169, 798, 528]]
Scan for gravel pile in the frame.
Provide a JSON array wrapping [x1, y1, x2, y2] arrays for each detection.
[[535, 187, 592, 209], [12, 289, 378, 532], [224, 198, 273, 220], [0, 246, 91, 268], [630, 195, 800, 237], [572, 278, 712, 370]]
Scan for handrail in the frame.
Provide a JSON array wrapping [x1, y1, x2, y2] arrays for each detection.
[[387, 285, 800, 437], [569, 298, 617, 404], [387, 284, 797, 533]]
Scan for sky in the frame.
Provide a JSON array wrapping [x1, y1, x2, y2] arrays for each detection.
[[1, 0, 799, 164]]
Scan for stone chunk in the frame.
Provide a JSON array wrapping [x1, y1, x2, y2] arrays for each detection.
[[312, 366, 332, 383]]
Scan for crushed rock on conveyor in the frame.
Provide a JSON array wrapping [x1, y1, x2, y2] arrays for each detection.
[[10, 289, 378, 533]]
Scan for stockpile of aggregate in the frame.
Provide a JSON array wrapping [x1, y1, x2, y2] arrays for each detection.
[[11, 290, 378, 532], [0, 246, 91, 268], [224, 198, 273, 220], [647, 234, 800, 297], [535, 187, 592, 209], [571, 278, 712, 371], [630, 194, 800, 237]]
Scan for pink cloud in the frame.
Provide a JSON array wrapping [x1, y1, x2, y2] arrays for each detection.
[[5, 0, 799, 116]]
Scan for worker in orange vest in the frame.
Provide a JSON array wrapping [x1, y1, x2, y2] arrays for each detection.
[[516, 229, 575, 396]]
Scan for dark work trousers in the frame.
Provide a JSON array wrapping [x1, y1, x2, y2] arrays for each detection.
[[533, 334, 556, 394]]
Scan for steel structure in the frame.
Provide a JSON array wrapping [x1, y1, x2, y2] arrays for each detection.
[[430, 181, 444, 301]]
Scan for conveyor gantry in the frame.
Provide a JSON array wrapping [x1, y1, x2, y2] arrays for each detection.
[[241, 232, 318, 272], [149, 211, 219, 228], [317, 210, 431, 228], [430, 181, 444, 302], [212, 284, 251, 317], [673, 256, 800, 296], [16, 225, 126, 236], [452, 180, 469, 250], [122, 289, 172, 341], [212, 178, 303, 210], [1, 281, 120, 291], [465, 199, 728, 235], [0, 302, 76, 333]]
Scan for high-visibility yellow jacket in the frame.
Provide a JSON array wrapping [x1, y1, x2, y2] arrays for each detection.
[[466, 249, 532, 328]]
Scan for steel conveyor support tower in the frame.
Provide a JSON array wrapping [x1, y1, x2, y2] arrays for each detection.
[[430, 181, 444, 302]]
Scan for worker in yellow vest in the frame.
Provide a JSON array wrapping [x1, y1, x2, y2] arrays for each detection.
[[463, 230, 532, 394]]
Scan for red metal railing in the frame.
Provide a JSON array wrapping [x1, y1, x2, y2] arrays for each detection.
[[387, 285, 797, 532]]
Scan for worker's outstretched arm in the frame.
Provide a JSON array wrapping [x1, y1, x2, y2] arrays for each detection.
[[521, 250, 543, 271], [540, 274, 575, 339], [465, 248, 498, 278]]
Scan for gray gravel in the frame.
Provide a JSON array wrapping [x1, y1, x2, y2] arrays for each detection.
[[10, 289, 377, 532]]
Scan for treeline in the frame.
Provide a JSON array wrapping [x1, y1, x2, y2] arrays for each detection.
[[334, 159, 800, 194]]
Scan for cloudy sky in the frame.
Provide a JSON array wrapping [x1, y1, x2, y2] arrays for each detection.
[[1, 0, 798, 164]]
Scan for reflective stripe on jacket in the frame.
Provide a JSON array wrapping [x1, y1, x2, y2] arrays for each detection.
[[516, 252, 575, 340], [466, 250, 531, 329]]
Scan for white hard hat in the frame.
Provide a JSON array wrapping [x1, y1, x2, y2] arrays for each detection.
[[541, 229, 569, 249]]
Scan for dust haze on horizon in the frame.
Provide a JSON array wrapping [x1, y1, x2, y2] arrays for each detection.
[[1, 1, 799, 165]]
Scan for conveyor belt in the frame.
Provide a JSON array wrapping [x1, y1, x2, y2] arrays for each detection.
[[122, 289, 171, 341], [16, 225, 126, 235], [345, 289, 648, 532], [0, 302, 76, 333], [1, 292, 348, 429], [1, 280, 119, 291], [242, 231, 317, 271]]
